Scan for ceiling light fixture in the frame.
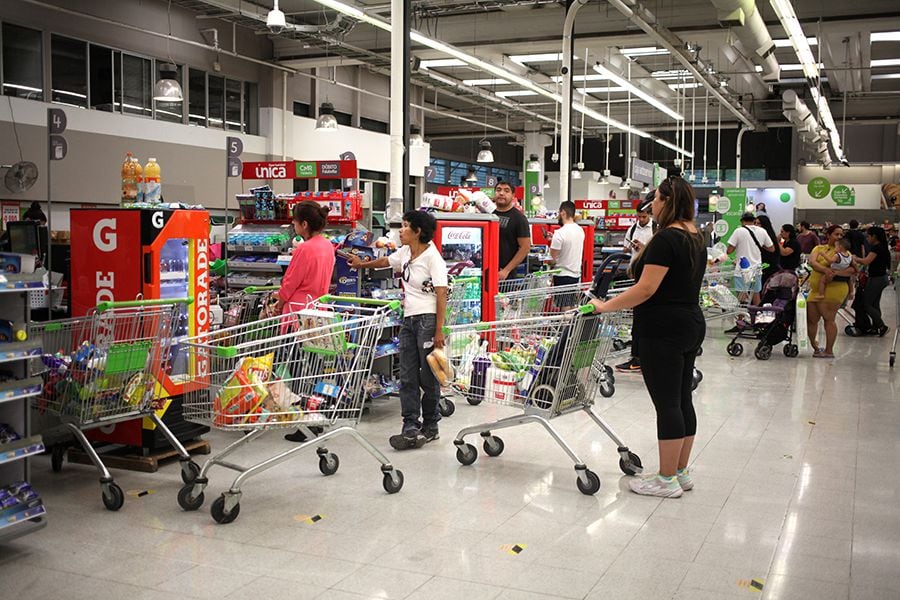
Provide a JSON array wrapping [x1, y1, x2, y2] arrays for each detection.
[[871, 31, 900, 42], [315, 101, 339, 131], [620, 46, 670, 57], [465, 169, 478, 183], [420, 58, 467, 69], [154, 1, 183, 103], [476, 140, 494, 163], [266, 0, 287, 34], [594, 63, 683, 120], [462, 78, 510, 86]]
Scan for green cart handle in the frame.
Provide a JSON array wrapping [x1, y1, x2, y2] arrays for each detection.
[[532, 268, 562, 276], [578, 304, 596, 315], [317, 295, 402, 312], [243, 285, 280, 294], [96, 297, 194, 313]]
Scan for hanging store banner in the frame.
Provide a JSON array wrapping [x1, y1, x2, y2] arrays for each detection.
[[631, 158, 654, 185], [241, 160, 359, 180], [713, 188, 747, 249]]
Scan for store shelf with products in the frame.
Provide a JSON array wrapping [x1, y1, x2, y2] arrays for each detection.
[[0, 271, 46, 542]]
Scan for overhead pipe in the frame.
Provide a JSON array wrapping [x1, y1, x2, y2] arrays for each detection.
[[388, 0, 406, 218], [709, 0, 780, 81], [721, 42, 770, 100], [603, 0, 763, 131], [560, 0, 589, 206]]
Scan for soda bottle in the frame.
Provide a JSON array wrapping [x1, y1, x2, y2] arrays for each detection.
[[144, 158, 161, 204], [121, 152, 138, 201]]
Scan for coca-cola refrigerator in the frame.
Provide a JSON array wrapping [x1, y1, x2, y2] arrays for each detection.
[[69, 208, 211, 447], [529, 218, 596, 283], [432, 213, 500, 323]]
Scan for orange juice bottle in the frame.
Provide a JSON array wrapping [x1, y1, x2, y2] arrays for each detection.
[[121, 152, 137, 201], [132, 157, 144, 202], [144, 158, 161, 203]]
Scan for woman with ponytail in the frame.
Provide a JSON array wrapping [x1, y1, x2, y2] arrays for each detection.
[[589, 175, 706, 498]]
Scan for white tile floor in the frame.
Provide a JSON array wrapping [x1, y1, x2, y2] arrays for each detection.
[[1, 298, 898, 600]]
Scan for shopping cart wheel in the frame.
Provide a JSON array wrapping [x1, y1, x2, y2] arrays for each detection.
[[466, 394, 483, 406], [181, 460, 201, 484], [576, 469, 601, 495], [891, 354, 896, 368], [726, 342, 743, 357], [783, 344, 799, 358], [177, 485, 205, 511], [50, 446, 65, 473], [318, 453, 340, 476], [439, 397, 456, 417], [101, 482, 125, 512], [382, 469, 404, 494], [456, 443, 478, 466], [612, 339, 626, 351], [691, 370, 701, 391], [605, 365, 615, 384], [211, 495, 240, 524], [599, 380, 615, 398], [696, 345, 704, 356], [618, 452, 643, 476], [754, 344, 773, 360], [483, 435, 504, 457]]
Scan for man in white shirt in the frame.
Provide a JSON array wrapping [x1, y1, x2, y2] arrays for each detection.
[[623, 199, 655, 261], [548, 201, 585, 309], [727, 212, 775, 306], [617, 196, 655, 373]]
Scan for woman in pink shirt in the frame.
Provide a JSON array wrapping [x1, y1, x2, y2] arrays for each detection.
[[274, 201, 335, 315], [276, 201, 335, 444]]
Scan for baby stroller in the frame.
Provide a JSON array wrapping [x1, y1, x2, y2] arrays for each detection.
[[725, 270, 800, 360]]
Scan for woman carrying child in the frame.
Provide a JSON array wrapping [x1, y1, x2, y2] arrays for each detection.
[[806, 225, 856, 358]]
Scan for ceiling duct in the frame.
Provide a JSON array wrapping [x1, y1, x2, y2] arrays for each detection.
[[819, 33, 870, 94], [782, 89, 832, 164], [709, 0, 780, 81], [721, 41, 771, 100]]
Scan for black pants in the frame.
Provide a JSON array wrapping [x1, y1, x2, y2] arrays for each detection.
[[638, 325, 704, 440], [863, 275, 889, 329]]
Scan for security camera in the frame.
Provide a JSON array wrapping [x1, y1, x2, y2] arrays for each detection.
[[267, 1, 287, 34]]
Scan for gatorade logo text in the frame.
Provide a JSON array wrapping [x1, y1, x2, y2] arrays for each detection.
[[194, 238, 210, 378], [93, 219, 117, 252]]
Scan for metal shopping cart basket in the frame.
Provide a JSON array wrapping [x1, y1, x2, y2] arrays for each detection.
[[176, 295, 404, 524], [29, 298, 199, 511], [213, 285, 280, 329], [444, 307, 643, 496]]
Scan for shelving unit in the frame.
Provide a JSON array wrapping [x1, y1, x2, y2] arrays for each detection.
[[0, 271, 47, 542]]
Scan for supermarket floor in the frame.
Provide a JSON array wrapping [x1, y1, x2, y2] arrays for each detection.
[[2, 304, 899, 600]]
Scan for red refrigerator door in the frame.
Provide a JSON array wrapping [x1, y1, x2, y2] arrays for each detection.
[[70, 209, 143, 316], [530, 221, 595, 283], [433, 217, 500, 322]]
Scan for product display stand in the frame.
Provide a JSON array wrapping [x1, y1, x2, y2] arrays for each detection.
[[0, 271, 47, 542]]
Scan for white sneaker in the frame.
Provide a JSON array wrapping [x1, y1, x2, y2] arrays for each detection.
[[629, 474, 683, 498], [677, 468, 693, 491]]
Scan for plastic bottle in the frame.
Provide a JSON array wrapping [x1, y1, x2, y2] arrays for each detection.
[[144, 158, 161, 204], [121, 152, 138, 201], [131, 157, 143, 202]]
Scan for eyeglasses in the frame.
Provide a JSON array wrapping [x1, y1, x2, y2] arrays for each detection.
[[402, 261, 411, 282]]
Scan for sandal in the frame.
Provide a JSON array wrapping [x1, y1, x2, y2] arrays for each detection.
[[813, 351, 835, 359]]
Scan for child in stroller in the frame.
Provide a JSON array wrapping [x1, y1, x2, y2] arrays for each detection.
[[725, 270, 800, 360]]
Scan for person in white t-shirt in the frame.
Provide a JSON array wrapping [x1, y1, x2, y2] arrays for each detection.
[[547, 201, 585, 309], [727, 212, 775, 307], [349, 211, 448, 450]]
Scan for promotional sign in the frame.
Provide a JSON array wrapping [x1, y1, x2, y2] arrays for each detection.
[[715, 188, 747, 248], [831, 185, 855, 206], [807, 177, 831, 199], [1, 203, 21, 227], [524, 159, 540, 216], [241, 160, 359, 180]]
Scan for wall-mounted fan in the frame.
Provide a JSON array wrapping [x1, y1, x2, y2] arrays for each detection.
[[2, 161, 38, 193]]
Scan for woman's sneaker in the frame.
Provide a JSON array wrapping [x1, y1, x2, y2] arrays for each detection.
[[676, 468, 693, 491], [629, 474, 683, 498]]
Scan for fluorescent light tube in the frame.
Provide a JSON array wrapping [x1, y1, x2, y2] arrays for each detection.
[[594, 63, 683, 120]]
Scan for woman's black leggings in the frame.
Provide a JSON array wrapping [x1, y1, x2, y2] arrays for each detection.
[[638, 328, 704, 440]]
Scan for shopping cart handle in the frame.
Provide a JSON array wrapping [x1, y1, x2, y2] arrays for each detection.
[[96, 297, 194, 313], [578, 304, 596, 315], [449, 276, 480, 285], [317, 295, 402, 312], [243, 285, 280, 294]]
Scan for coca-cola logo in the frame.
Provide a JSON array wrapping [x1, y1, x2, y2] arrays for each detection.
[[447, 231, 473, 240]]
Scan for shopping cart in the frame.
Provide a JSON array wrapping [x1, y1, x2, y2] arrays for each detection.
[[445, 307, 642, 495], [30, 298, 199, 511], [496, 268, 559, 298], [213, 285, 279, 329], [176, 296, 404, 524]]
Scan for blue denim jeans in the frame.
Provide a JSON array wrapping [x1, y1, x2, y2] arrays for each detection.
[[398, 313, 440, 434]]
